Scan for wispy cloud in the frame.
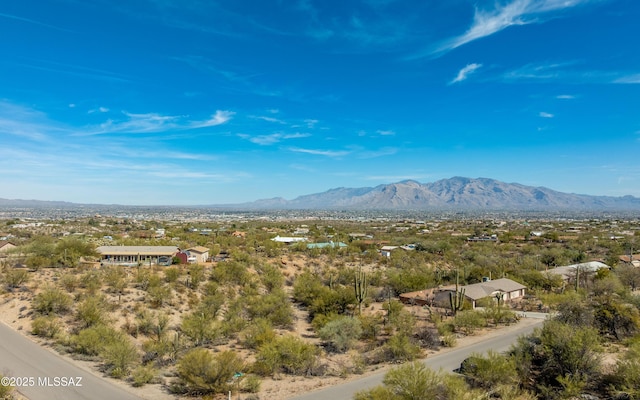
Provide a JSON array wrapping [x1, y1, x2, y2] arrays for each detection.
[[288, 147, 351, 157], [614, 74, 640, 84], [253, 115, 287, 124], [376, 129, 396, 136], [539, 112, 554, 118], [15, 58, 130, 83], [88, 107, 110, 114], [556, 94, 576, 99], [238, 132, 310, 145], [0, 101, 68, 141], [419, 0, 595, 58], [190, 110, 235, 128], [450, 63, 483, 84], [81, 109, 234, 135], [359, 147, 398, 158], [0, 12, 73, 32]]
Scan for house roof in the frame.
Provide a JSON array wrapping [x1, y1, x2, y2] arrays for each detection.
[[619, 254, 640, 262], [380, 245, 399, 251], [546, 261, 611, 280], [306, 241, 347, 249], [96, 246, 179, 256], [0, 241, 16, 250], [440, 278, 527, 300], [271, 235, 307, 243], [187, 246, 209, 254]]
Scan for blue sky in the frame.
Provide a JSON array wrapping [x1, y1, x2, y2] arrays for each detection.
[[1, 0, 639, 205]]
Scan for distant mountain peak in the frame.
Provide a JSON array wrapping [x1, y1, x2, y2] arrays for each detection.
[[240, 177, 640, 211]]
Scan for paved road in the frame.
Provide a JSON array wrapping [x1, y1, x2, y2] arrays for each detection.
[[289, 315, 546, 400], [0, 321, 141, 400]]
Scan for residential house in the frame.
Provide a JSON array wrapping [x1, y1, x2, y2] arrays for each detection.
[[271, 235, 308, 244], [619, 254, 640, 268], [186, 246, 210, 263], [97, 245, 179, 266], [306, 241, 347, 250], [546, 261, 611, 282], [431, 278, 527, 309], [0, 241, 17, 255]]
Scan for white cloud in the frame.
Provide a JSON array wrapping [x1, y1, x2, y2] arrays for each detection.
[[450, 63, 483, 84], [614, 74, 640, 84], [556, 94, 576, 99], [190, 110, 235, 128], [80, 109, 235, 135], [289, 147, 351, 157], [359, 147, 398, 158], [376, 129, 396, 136], [539, 112, 554, 118], [428, 0, 594, 57], [88, 106, 110, 114], [239, 132, 310, 145]]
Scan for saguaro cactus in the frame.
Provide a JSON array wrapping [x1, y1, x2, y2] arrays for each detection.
[[354, 266, 368, 315], [449, 288, 466, 316]]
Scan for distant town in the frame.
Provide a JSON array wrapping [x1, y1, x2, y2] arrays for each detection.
[[1, 205, 639, 400]]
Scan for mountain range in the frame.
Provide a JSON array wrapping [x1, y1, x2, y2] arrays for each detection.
[[237, 177, 640, 211], [2, 177, 640, 211]]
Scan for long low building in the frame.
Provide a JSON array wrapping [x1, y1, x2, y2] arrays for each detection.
[[96, 246, 179, 266]]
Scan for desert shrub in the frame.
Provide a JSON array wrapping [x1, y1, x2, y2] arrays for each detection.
[[355, 361, 485, 400], [253, 335, 319, 376], [482, 305, 516, 326], [593, 299, 640, 340], [415, 326, 440, 349], [186, 264, 205, 288], [246, 289, 293, 328], [31, 316, 62, 338], [608, 340, 640, 398], [75, 296, 109, 328], [210, 261, 248, 285], [79, 270, 102, 294], [103, 266, 127, 294], [102, 336, 139, 379], [221, 297, 247, 337], [2, 268, 30, 289], [176, 349, 245, 395], [458, 350, 517, 389], [181, 312, 222, 346], [453, 310, 487, 335], [33, 286, 72, 315], [241, 374, 262, 393], [241, 318, 276, 350], [256, 263, 284, 292], [147, 284, 171, 308], [197, 291, 226, 317], [318, 316, 362, 353], [131, 364, 157, 387], [72, 324, 122, 356], [135, 310, 155, 336], [0, 374, 14, 400], [59, 273, 79, 292], [358, 313, 383, 341], [164, 267, 180, 283], [384, 334, 422, 362]]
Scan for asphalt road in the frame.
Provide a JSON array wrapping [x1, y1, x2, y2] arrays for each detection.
[[0, 321, 141, 400], [289, 315, 546, 400]]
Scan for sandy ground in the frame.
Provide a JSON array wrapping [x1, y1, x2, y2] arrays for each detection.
[[0, 266, 542, 400]]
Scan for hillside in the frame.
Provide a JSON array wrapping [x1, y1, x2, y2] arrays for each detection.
[[244, 177, 640, 211]]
